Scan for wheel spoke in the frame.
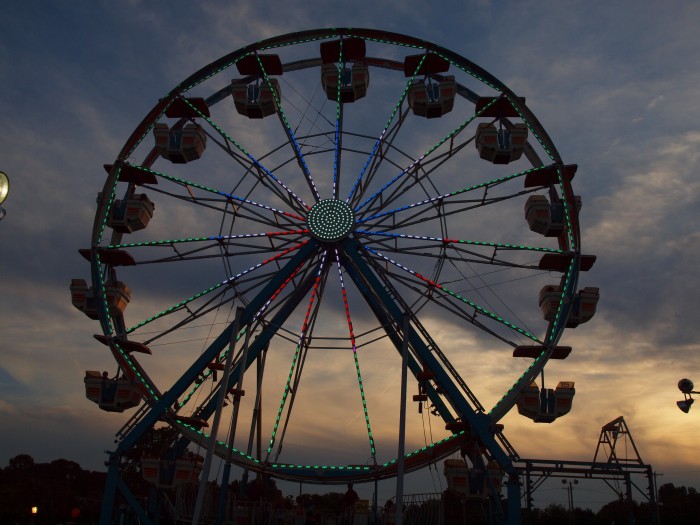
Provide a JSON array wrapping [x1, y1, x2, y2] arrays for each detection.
[[334, 248, 377, 463], [346, 52, 429, 206], [126, 162, 307, 224], [126, 240, 310, 334], [332, 67, 343, 199], [356, 230, 564, 257], [354, 97, 501, 217], [265, 252, 329, 459], [362, 245, 541, 344], [107, 230, 308, 267], [108, 230, 308, 251], [256, 54, 321, 202], [357, 163, 549, 226], [181, 97, 310, 211]]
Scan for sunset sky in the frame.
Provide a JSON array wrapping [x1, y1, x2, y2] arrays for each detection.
[[1, 0, 700, 512]]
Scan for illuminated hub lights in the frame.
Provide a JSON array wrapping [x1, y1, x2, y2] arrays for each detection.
[[306, 199, 355, 242]]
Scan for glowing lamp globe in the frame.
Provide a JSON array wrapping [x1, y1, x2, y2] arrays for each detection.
[[0, 171, 8, 205], [679, 378, 694, 394]]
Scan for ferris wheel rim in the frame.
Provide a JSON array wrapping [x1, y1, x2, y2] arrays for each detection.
[[86, 27, 583, 484]]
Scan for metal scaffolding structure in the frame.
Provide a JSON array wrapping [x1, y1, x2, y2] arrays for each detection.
[[516, 417, 658, 525]]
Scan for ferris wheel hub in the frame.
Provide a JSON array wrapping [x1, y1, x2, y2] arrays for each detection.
[[306, 199, 355, 242]]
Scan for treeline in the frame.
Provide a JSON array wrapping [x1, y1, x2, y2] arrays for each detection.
[[2, 453, 699, 525], [523, 483, 700, 525], [0, 454, 105, 524]]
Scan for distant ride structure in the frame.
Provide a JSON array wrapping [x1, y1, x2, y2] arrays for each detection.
[[72, 29, 598, 524]]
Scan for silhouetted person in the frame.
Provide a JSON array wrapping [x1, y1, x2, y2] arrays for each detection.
[[343, 483, 359, 524]]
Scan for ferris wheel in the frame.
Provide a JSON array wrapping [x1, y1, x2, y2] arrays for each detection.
[[73, 28, 598, 488]]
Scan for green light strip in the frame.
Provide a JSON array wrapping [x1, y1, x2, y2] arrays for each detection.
[[346, 52, 427, 204], [266, 254, 327, 456], [333, 40, 343, 197], [430, 50, 498, 94], [180, 98, 309, 209], [353, 349, 376, 456], [128, 163, 222, 195], [122, 163, 305, 223], [94, 251, 112, 337], [488, 259, 576, 416], [125, 241, 307, 334], [177, 50, 254, 92], [178, 420, 261, 463], [345, 32, 423, 51], [334, 249, 376, 459], [255, 54, 320, 201], [555, 165, 577, 251], [365, 246, 540, 343], [96, 165, 121, 246], [547, 258, 576, 344], [259, 32, 339, 53], [94, 253, 160, 402], [108, 230, 307, 250], [356, 230, 564, 255], [127, 283, 224, 334], [177, 414, 466, 474], [110, 236, 212, 249], [449, 166, 538, 196], [114, 341, 159, 401], [380, 430, 465, 467], [177, 326, 247, 409], [356, 96, 499, 212]]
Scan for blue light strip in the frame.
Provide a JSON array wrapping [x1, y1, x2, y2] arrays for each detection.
[[345, 53, 428, 204], [181, 98, 310, 210], [255, 54, 320, 202], [357, 165, 548, 224], [332, 40, 343, 199], [354, 97, 498, 214]]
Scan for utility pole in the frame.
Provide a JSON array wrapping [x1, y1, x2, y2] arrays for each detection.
[[561, 479, 578, 525], [653, 471, 663, 525]]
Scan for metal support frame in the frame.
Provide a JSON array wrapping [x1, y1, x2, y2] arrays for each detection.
[[518, 417, 657, 525], [97, 243, 317, 525], [98, 235, 526, 524], [342, 240, 520, 525], [518, 460, 657, 525]]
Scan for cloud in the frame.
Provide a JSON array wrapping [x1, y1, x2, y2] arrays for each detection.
[[647, 95, 665, 110], [0, 400, 18, 416], [588, 132, 700, 253]]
